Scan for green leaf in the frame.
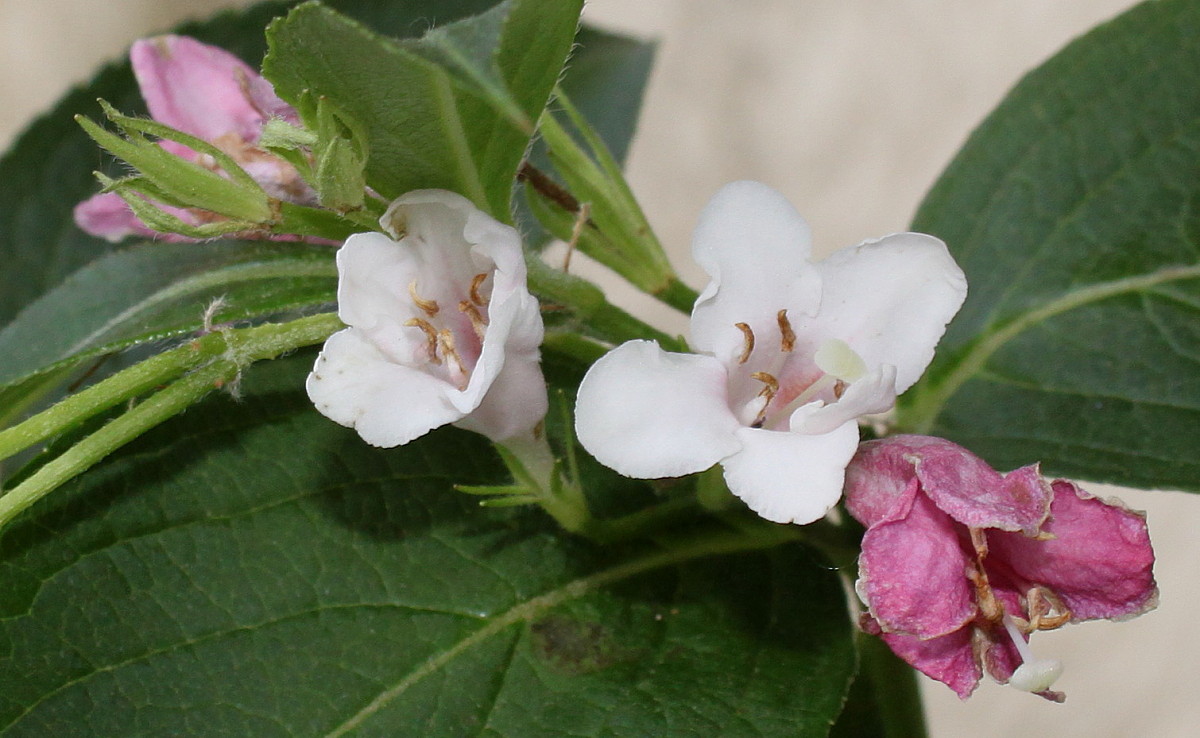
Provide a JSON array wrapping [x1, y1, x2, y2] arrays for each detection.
[[262, 0, 584, 219], [0, 241, 335, 426], [897, 0, 1200, 491], [0, 353, 855, 736]]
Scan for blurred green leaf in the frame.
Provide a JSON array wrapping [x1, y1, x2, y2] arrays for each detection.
[[898, 0, 1200, 491]]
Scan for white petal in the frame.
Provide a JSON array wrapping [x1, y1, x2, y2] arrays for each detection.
[[335, 231, 423, 334], [690, 181, 822, 363], [722, 421, 860, 524], [812, 232, 966, 392], [789, 365, 897, 436], [306, 329, 463, 447], [454, 289, 547, 441], [575, 340, 742, 478]]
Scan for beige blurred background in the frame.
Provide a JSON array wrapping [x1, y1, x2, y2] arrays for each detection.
[[2, 1, 1196, 736]]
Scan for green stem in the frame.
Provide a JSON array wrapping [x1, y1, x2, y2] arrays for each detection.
[[656, 276, 699, 315], [0, 336, 224, 464], [0, 313, 342, 529]]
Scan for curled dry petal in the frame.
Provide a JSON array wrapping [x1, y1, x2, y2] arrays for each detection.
[[846, 435, 1158, 700]]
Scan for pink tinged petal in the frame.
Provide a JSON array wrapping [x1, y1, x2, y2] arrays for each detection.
[[131, 36, 270, 143], [989, 480, 1158, 621], [689, 181, 822, 363], [858, 492, 977, 638], [73, 191, 199, 243], [575, 340, 742, 479], [810, 232, 967, 393], [306, 330, 464, 447], [453, 289, 547, 442], [877, 628, 981, 700], [721, 420, 859, 524], [333, 232, 425, 341]]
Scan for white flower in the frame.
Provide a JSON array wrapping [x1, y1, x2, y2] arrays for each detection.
[[574, 181, 967, 524], [307, 190, 547, 446]]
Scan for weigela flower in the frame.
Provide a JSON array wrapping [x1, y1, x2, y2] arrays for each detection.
[[846, 435, 1158, 701], [306, 190, 547, 446], [74, 35, 313, 241], [574, 181, 967, 524]]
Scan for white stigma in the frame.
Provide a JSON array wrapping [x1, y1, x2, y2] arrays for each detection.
[[814, 338, 867, 383], [1003, 613, 1064, 693]]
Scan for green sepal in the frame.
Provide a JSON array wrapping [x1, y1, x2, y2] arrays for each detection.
[[311, 96, 370, 212], [95, 173, 261, 239]]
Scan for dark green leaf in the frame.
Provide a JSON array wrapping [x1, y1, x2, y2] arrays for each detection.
[[262, 0, 583, 219], [898, 0, 1200, 490], [0, 353, 855, 737]]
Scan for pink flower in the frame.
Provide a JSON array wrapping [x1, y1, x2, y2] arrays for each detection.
[[74, 35, 313, 242], [845, 435, 1157, 701]]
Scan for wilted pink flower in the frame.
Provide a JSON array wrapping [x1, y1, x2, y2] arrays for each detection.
[[74, 35, 313, 241], [846, 435, 1157, 701]]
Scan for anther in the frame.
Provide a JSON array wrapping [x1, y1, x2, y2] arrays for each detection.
[[469, 273, 489, 307], [735, 323, 755, 365], [776, 310, 796, 352], [749, 371, 779, 428], [404, 318, 441, 363], [437, 330, 467, 382], [459, 300, 488, 340], [833, 380, 848, 399], [408, 281, 440, 316]]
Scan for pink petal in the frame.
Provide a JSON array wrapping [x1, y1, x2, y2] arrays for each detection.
[[131, 35, 270, 144], [689, 181, 822, 365], [720, 421, 859, 524], [575, 340, 743, 479], [809, 232, 967, 393], [844, 441, 923, 527], [873, 625, 981, 700], [858, 491, 977, 638], [847, 436, 1050, 535], [72, 191, 198, 243], [989, 480, 1158, 621]]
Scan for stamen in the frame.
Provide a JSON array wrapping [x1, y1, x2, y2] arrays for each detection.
[[1027, 587, 1072, 631], [438, 330, 468, 384], [408, 281, 440, 316], [749, 371, 779, 428], [405, 318, 441, 363], [459, 300, 488, 340], [833, 380, 848, 399], [735, 323, 755, 365], [469, 273, 490, 307], [776, 310, 796, 352]]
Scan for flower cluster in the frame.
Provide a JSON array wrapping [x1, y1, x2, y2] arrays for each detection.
[[69, 36, 1159, 707]]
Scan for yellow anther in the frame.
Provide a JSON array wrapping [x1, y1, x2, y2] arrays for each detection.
[[408, 281, 440, 317], [459, 300, 488, 340], [776, 309, 796, 353], [469, 273, 490, 307], [404, 318, 441, 363], [735, 322, 755, 365]]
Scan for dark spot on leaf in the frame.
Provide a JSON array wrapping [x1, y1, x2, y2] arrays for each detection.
[[530, 615, 632, 675]]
